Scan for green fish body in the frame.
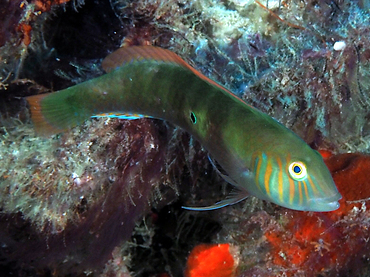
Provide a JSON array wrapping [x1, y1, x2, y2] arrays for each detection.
[[27, 46, 341, 211]]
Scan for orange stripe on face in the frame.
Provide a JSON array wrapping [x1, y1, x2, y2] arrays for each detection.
[[303, 180, 309, 201], [286, 166, 295, 204], [277, 157, 284, 203], [298, 181, 303, 205], [307, 175, 318, 196], [255, 156, 263, 192], [285, 154, 295, 205], [264, 158, 273, 197]]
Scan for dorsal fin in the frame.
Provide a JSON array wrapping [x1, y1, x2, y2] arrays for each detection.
[[102, 46, 185, 73], [102, 46, 245, 104]]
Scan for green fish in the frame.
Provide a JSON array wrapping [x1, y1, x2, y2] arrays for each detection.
[[26, 46, 341, 212]]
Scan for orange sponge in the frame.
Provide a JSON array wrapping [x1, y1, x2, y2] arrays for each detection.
[[185, 243, 238, 277]]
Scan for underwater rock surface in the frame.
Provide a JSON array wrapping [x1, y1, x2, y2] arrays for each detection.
[[0, 118, 173, 274], [1, 0, 370, 276]]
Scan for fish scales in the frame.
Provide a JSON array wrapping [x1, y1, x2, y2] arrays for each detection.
[[26, 46, 341, 212]]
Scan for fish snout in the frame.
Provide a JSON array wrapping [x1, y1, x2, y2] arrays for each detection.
[[306, 194, 342, 212]]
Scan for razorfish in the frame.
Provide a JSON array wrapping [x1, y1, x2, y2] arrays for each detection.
[[26, 46, 341, 212]]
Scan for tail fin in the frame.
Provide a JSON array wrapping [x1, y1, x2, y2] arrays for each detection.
[[26, 92, 90, 136], [26, 93, 65, 136]]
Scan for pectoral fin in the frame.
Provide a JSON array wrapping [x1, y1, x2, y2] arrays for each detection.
[[207, 155, 239, 186], [182, 189, 249, 211]]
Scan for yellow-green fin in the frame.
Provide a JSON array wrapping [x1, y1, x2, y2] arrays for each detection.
[[26, 93, 65, 136]]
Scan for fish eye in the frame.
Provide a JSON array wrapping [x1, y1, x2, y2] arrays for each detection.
[[288, 161, 307, 181], [190, 112, 197, 124]]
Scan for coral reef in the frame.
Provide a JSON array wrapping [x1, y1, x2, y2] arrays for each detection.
[[0, 117, 175, 274], [0, 0, 79, 84], [1, 0, 370, 276], [187, 0, 370, 153]]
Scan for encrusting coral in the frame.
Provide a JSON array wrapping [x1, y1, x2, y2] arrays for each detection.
[[1, 117, 173, 273]]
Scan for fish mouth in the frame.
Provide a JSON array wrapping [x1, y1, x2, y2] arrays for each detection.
[[307, 195, 342, 212], [318, 201, 340, 212]]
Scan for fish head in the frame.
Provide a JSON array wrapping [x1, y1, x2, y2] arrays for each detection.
[[249, 147, 341, 212]]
